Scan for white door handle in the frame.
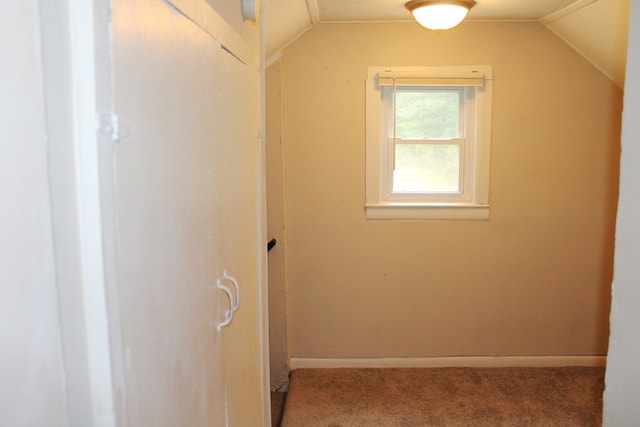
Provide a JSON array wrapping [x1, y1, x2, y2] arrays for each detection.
[[223, 271, 240, 314], [216, 279, 234, 332]]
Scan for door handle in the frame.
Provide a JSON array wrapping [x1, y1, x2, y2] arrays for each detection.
[[216, 279, 234, 332], [223, 271, 240, 314], [216, 272, 240, 332]]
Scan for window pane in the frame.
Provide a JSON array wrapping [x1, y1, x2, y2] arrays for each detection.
[[395, 89, 461, 139], [393, 144, 460, 192]]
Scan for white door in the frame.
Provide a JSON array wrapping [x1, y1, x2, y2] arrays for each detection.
[[107, 0, 266, 424], [216, 45, 265, 426]]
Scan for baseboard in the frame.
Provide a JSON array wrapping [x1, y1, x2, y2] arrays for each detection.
[[289, 355, 607, 370]]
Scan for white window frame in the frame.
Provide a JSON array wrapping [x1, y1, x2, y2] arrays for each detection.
[[366, 65, 493, 220]]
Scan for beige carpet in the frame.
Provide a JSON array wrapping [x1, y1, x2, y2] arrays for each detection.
[[281, 367, 604, 426]]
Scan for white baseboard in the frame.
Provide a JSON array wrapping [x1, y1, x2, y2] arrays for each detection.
[[289, 355, 607, 370]]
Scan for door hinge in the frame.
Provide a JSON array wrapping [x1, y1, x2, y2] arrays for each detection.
[[98, 113, 135, 142]]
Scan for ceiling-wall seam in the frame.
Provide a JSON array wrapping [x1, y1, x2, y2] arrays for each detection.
[[539, 0, 599, 25], [305, 0, 320, 24], [266, 25, 313, 68], [543, 23, 622, 89]]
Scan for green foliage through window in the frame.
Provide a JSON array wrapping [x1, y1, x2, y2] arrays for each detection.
[[393, 88, 462, 139]]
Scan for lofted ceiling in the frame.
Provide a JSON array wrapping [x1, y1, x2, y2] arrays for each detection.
[[263, 0, 630, 88]]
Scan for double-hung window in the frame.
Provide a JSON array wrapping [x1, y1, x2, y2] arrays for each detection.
[[365, 66, 493, 220]]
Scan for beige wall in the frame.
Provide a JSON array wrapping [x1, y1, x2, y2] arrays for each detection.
[[266, 61, 290, 389], [268, 22, 622, 360]]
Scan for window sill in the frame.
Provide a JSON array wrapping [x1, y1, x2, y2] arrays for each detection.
[[365, 203, 490, 221]]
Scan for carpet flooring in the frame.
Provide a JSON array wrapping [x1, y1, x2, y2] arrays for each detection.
[[281, 367, 605, 426]]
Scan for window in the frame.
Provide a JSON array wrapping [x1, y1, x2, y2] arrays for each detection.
[[365, 66, 493, 220]]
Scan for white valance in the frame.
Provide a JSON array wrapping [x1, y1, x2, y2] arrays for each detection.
[[377, 70, 485, 87]]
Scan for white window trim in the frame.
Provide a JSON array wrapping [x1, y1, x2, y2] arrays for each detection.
[[365, 65, 493, 220]]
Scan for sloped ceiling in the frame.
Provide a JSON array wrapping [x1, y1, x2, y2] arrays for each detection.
[[264, 0, 630, 88], [542, 0, 630, 87]]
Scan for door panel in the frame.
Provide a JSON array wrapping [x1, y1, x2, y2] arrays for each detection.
[[111, 0, 264, 424], [217, 46, 263, 427]]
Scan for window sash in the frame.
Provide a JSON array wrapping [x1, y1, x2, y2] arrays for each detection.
[[388, 138, 466, 196], [385, 86, 466, 139], [381, 85, 476, 203]]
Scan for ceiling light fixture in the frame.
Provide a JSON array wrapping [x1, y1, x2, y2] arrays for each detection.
[[405, 0, 476, 31]]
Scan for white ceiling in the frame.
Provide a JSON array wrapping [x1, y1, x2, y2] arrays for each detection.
[[264, 0, 630, 88], [312, 0, 574, 22]]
